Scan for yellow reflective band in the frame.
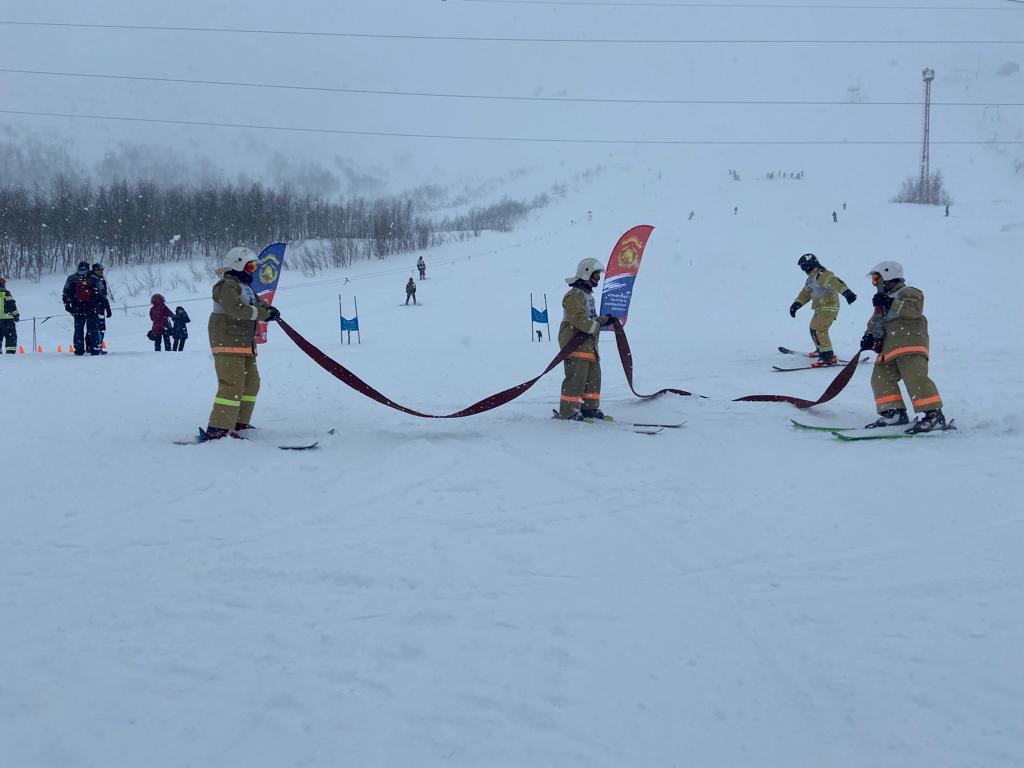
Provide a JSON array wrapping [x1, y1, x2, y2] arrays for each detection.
[[214, 397, 241, 407], [240, 395, 257, 402]]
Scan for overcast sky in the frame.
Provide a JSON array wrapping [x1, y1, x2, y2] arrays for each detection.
[[0, 0, 1020, 195]]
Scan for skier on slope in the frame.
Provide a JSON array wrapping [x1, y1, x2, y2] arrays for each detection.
[[417, 256, 426, 280], [789, 253, 857, 367], [859, 261, 948, 433], [405, 277, 417, 305], [0, 276, 20, 354], [202, 247, 280, 441], [555, 258, 615, 421]]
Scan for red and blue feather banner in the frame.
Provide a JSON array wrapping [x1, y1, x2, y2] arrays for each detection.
[[599, 225, 654, 329], [253, 242, 286, 344]]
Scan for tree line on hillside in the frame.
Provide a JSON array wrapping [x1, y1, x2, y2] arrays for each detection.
[[0, 177, 548, 279]]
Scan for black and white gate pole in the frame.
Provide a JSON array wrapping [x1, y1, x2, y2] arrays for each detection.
[[543, 292, 550, 341], [354, 295, 361, 344]]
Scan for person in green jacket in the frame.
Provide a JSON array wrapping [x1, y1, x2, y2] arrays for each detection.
[[203, 247, 281, 441], [556, 258, 614, 420], [0, 276, 20, 353], [860, 260, 947, 433], [789, 253, 857, 366]]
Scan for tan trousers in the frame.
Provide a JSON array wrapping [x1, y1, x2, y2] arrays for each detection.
[[871, 353, 942, 414], [809, 310, 837, 354], [208, 354, 261, 430], [559, 354, 601, 418]]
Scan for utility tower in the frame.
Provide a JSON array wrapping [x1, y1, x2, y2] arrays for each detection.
[[919, 68, 935, 202]]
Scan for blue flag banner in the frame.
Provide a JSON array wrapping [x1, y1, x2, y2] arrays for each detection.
[[531, 307, 548, 324], [341, 316, 360, 332]]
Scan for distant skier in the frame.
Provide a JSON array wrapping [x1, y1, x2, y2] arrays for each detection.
[[203, 246, 279, 441], [0, 276, 19, 354], [945, 204, 950, 217], [62, 260, 102, 355], [555, 258, 614, 421], [149, 294, 174, 351], [789, 253, 857, 366], [417, 256, 426, 280], [405, 277, 417, 305], [859, 261, 947, 433], [832, 211, 838, 223], [91, 263, 112, 351], [171, 306, 191, 351]]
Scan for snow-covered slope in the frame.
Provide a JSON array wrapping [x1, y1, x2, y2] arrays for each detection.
[[3, 153, 1023, 767]]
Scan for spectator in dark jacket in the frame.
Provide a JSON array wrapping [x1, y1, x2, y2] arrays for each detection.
[[171, 306, 191, 351], [62, 261, 102, 355], [149, 294, 174, 351]]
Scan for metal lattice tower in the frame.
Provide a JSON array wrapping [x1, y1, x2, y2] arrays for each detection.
[[920, 68, 935, 202]]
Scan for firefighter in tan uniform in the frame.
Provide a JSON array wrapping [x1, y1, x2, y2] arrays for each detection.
[[789, 253, 857, 366], [203, 247, 281, 440], [859, 260, 948, 433], [556, 258, 614, 420]]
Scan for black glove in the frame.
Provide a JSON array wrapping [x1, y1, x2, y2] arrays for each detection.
[[64, 301, 73, 313], [105, 308, 113, 318], [601, 315, 618, 327], [871, 292, 892, 310], [789, 302, 801, 318], [265, 306, 281, 322], [843, 289, 857, 305], [859, 333, 876, 351]]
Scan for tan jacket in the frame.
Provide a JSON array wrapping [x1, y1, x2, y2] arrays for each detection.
[[208, 273, 269, 356], [558, 284, 601, 359], [866, 283, 929, 362], [795, 267, 849, 313]]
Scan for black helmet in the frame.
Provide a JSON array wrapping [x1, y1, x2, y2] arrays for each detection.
[[798, 253, 820, 273], [77, 260, 90, 271], [91, 262, 104, 272]]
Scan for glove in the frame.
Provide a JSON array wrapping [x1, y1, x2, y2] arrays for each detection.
[[64, 301, 73, 313], [106, 307, 113, 318], [859, 333, 876, 351], [265, 306, 281, 322], [789, 302, 801, 318], [843, 289, 857, 305], [601, 315, 618, 327], [871, 292, 892, 310], [13, 312, 19, 322]]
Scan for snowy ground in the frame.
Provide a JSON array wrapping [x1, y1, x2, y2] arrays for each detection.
[[3, 150, 1023, 767]]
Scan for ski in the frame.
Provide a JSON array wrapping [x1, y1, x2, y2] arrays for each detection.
[[773, 359, 863, 372], [174, 429, 321, 450], [832, 420, 957, 441], [551, 410, 683, 434], [791, 419, 858, 432], [778, 346, 818, 358]]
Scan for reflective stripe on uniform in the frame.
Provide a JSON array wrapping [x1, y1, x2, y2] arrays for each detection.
[[214, 397, 241, 407], [582, 393, 600, 400], [240, 395, 257, 402], [211, 346, 254, 355], [570, 352, 597, 361], [912, 395, 942, 408], [875, 394, 904, 405], [560, 395, 581, 403], [879, 345, 929, 362]]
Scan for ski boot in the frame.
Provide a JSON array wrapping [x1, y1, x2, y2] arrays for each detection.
[[905, 410, 946, 434], [810, 351, 839, 368], [865, 408, 909, 429], [581, 408, 608, 421], [553, 409, 588, 422], [200, 426, 241, 441], [234, 422, 257, 434]]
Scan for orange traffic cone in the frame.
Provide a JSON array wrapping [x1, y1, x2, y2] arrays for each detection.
[[57, 344, 63, 353], [36, 345, 42, 353], [101, 341, 107, 350], [69, 344, 75, 354], [18, 346, 25, 354]]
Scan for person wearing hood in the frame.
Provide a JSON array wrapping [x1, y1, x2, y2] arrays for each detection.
[[62, 260, 102, 355], [171, 306, 191, 351], [555, 258, 614, 421], [0, 276, 19, 354], [405, 277, 417, 305], [149, 294, 174, 351], [203, 247, 280, 441], [860, 260, 948, 433]]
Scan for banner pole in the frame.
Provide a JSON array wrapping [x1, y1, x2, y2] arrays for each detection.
[[32, 317, 37, 351], [544, 293, 551, 341], [354, 295, 361, 344], [530, 292, 534, 341], [339, 293, 343, 344]]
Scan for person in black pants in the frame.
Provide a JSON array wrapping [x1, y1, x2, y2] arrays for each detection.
[[171, 306, 191, 351], [62, 261, 102, 355]]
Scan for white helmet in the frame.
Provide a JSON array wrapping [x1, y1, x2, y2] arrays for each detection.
[[867, 260, 904, 281], [222, 246, 257, 273], [565, 257, 604, 285]]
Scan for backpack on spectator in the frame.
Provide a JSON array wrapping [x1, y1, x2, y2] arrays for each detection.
[[72, 274, 94, 304]]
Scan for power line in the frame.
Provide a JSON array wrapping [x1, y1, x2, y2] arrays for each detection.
[[2, 108, 1020, 145], [0, 20, 1018, 44], [2, 67, 1020, 107], [461, 0, 1019, 8]]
